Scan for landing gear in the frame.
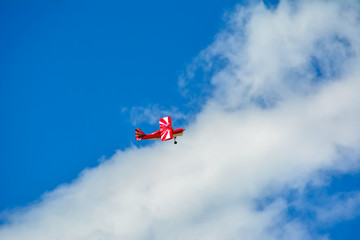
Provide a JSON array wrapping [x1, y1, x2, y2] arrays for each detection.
[[174, 137, 177, 144]]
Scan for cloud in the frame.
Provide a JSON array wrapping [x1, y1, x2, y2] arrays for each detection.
[[185, 0, 360, 109], [126, 104, 187, 125], [315, 192, 360, 224], [1, 0, 360, 239]]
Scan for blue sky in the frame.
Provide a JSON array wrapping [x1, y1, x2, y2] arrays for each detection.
[[0, 0, 239, 210], [1, 1, 360, 239]]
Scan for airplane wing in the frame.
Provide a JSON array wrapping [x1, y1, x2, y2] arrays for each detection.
[[159, 116, 173, 141]]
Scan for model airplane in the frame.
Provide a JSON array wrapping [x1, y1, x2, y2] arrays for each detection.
[[135, 116, 184, 144]]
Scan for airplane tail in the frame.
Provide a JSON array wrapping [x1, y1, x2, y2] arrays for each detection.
[[135, 128, 145, 141]]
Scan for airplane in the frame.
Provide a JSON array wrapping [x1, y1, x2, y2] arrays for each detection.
[[135, 116, 184, 144]]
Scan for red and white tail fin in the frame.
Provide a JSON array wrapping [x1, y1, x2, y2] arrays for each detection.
[[135, 128, 145, 141]]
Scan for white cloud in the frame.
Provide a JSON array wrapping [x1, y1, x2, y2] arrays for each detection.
[[316, 192, 360, 224], [126, 104, 187, 125], [1, 0, 360, 239]]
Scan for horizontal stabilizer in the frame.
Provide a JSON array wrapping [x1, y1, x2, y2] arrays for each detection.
[[135, 128, 145, 141]]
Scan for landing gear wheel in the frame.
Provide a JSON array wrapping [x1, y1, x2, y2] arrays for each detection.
[[174, 137, 177, 144]]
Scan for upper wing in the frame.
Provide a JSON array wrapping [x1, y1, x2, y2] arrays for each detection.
[[159, 116, 173, 141]]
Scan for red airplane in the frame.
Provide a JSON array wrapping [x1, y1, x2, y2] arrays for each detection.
[[135, 116, 184, 144]]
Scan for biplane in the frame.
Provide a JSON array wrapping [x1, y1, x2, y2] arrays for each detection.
[[135, 116, 184, 144]]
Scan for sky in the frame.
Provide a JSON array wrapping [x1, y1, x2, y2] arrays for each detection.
[[0, 0, 359, 239], [0, 0, 239, 210]]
